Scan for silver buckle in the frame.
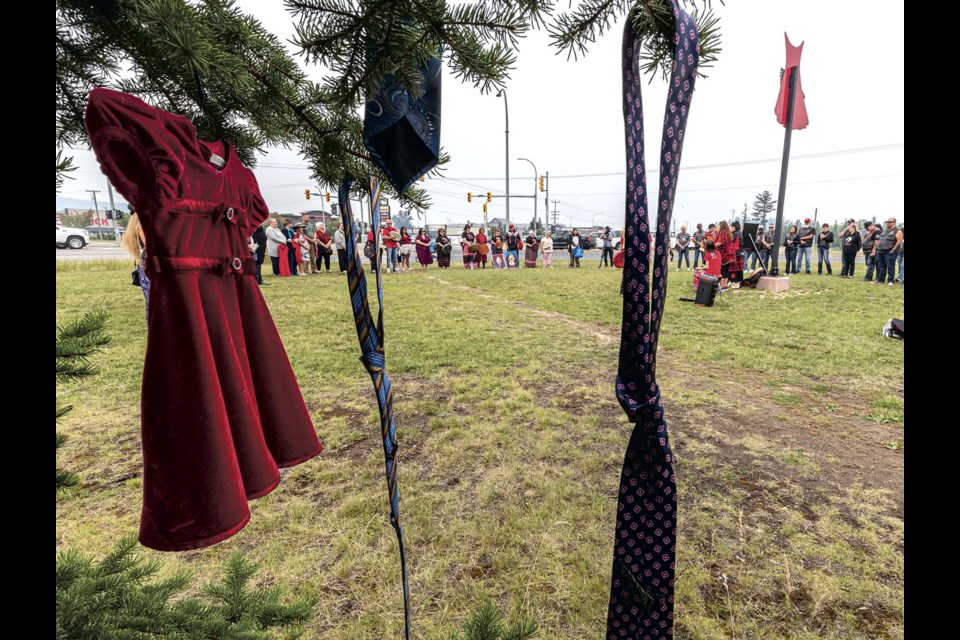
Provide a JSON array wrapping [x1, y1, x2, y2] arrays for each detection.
[[226, 207, 235, 221], [231, 257, 243, 271]]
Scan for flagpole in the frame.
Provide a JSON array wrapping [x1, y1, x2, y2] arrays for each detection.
[[770, 67, 797, 276]]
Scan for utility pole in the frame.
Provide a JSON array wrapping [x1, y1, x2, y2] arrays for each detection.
[[106, 182, 120, 245], [87, 189, 102, 239], [544, 171, 550, 231], [552, 199, 560, 227]]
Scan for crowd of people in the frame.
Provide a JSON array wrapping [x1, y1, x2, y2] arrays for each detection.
[[778, 217, 903, 284], [360, 222, 594, 271], [121, 209, 903, 321], [122, 206, 904, 294], [674, 216, 904, 289], [238, 212, 905, 289]]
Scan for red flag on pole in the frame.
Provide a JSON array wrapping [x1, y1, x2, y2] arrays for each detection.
[[775, 33, 809, 130]]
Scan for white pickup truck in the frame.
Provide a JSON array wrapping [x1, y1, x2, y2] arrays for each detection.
[[56, 224, 90, 249]]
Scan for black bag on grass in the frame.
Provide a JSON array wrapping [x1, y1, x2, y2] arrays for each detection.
[[883, 318, 904, 339]]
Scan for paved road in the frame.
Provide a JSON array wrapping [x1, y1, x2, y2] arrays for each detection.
[[56, 244, 128, 261]]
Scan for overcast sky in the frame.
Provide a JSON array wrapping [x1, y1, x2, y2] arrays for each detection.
[[58, 0, 904, 230]]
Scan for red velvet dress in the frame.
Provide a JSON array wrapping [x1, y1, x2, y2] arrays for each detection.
[[85, 88, 323, 551]]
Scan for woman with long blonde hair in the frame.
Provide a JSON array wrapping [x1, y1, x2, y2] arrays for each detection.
[[122, 213, 151, 315]]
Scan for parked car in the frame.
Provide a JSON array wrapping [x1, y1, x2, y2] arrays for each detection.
[[56, 224, 90, 249], [550, 230, 594, 251]]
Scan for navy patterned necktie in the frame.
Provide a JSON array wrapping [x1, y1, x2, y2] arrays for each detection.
[[363, 55, 442, 194], [609, 3, 699, 638]]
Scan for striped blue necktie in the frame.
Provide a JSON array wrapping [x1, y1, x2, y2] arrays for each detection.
[[338, 177, 411, 639]]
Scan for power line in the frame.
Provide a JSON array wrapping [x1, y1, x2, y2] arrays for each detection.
[[438, 143, 905, 181], [672, 172, 905, 193]]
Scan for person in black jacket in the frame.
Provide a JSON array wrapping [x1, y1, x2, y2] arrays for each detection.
[[861, 222, 881, 281], [817, 223, 835, 275], [783, 225, 799, 274], [838, 219, 861, 278], [251, 223, 268, 285]]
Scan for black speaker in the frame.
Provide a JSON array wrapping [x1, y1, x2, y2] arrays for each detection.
[[695, 275, 719, 306]]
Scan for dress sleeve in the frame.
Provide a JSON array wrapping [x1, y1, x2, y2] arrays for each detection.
[[245, 169, 271, 229], [84, 88, 185, 215]]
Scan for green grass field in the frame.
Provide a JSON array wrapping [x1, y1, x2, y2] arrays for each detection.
[[56, 260, 904, 639]]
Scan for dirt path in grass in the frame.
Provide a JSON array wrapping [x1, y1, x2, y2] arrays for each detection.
[[423, 274, 618, 345], [425, 274, 904, 517]]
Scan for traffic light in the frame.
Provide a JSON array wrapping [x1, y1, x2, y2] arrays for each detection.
[[467, 192, 473, 203], [539, 176, 545, 192], [483, 202, 488, 214], [325, 191, 331, 203], [304, 189, 310, 200], [486, 192, 492, 203]]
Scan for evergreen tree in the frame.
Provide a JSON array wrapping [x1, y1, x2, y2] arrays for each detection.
[[752, 190, 777, 227], [56, 537, 314, 638], [393, 209, 415, 230], [61, 209, 95, 230], [445, 601, 537, 640], [549, 0, 721, 77], [57, 310, 111, 490], [58, 1, 721, 209]]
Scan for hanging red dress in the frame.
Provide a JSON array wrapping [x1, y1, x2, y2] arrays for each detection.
[[774, 34, 809, 130], [85, 88, 323, 551]]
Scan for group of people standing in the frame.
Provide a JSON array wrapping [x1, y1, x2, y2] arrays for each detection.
[[674, 220, 747, 290], [261, 213, 344, 280], [674, 216, 904, 286], [833, 218, 904, 284], [781, 217, 903, 283], [781, 217, 832, 275], [364, 223, 587, 271]]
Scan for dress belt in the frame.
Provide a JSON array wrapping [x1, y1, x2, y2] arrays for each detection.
[[147, 255, 255, 278]]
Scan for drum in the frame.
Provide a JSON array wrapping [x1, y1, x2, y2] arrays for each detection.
[[388, 231, 402, 242], [441, 243, 452, 255], [495, 240, 503, 250], [613, 250, 625, 268], [478, 244, 490, 256], [469, 243, 480, 253]]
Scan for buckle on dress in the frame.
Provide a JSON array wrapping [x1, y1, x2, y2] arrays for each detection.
[[215, 203, 241, 226]]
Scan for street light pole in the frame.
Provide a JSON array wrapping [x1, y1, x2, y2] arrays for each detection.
[[517, 157, 537, 231], [496, 89, 510, 225]]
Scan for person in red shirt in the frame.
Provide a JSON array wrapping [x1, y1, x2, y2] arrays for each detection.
[[383, 222, 400, 273], [701, 223, 716, 251], [476, 226, 489, 268], [702, 239, 721, 278], [713, 220, 736, 290]]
